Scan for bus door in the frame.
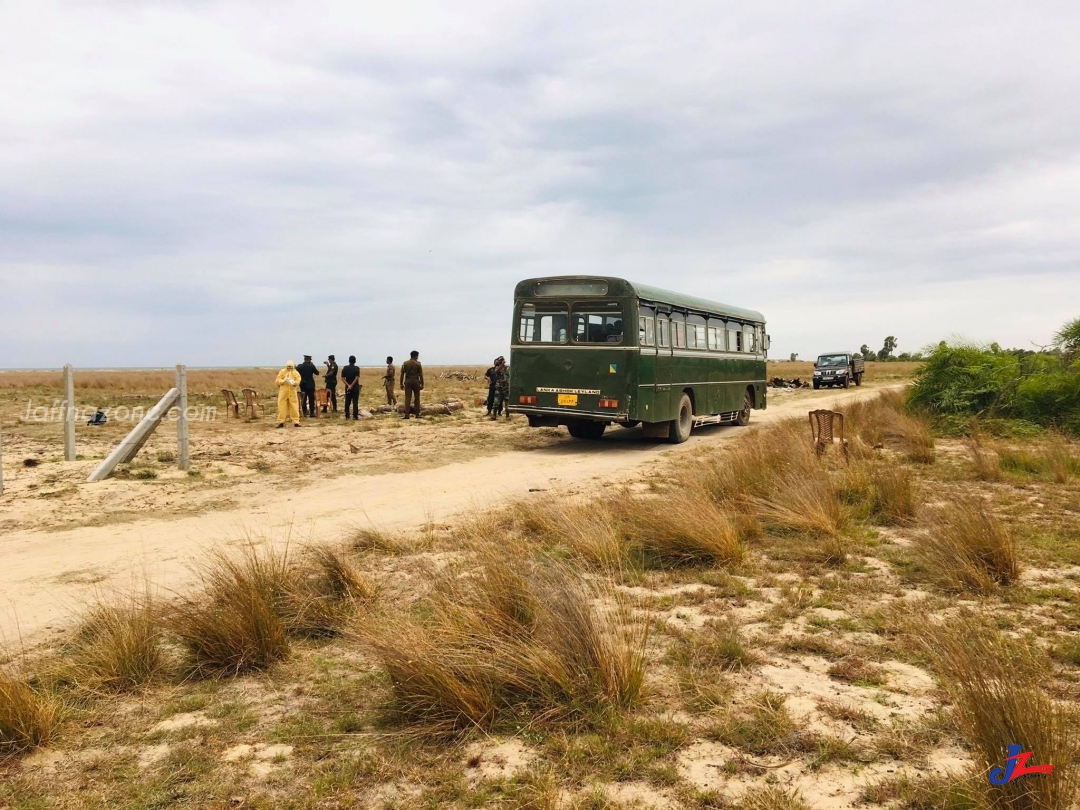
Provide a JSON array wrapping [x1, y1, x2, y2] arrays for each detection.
[[654, 310, 673, 419], [636, 306, 657, 418]]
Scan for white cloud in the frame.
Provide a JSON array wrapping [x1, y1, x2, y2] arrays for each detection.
[[2, 0, 1079, 367]]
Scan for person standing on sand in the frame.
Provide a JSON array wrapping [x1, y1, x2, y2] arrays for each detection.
[[275, 360, 302, 427], [490, 356, 511, 421], [484, 359, 498, 416], [342, 355, 361, 420], [297, 355, 318, 417], [383, 356, 397, 408], [324, 355, 339, 414], [400, 351, 424, 418]]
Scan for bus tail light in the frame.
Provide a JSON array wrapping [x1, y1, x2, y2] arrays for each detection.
[[519, 395, 537, 404], [599, 399, 619, 408]]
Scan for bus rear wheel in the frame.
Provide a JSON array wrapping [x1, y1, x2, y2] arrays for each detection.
[[669, 394, 693, 443], [735, 390, 752, 426]]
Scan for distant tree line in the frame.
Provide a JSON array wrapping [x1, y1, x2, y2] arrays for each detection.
[[854, 337, 921, 362]]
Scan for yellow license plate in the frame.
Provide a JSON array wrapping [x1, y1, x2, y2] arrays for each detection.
[[558, 394, 579, 407]]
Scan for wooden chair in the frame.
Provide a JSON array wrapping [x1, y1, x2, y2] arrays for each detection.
[[315, 388, 331, 416], [221, 389, 241, 419], [809, 409, 848, 459], [241, 388, 262, 419]]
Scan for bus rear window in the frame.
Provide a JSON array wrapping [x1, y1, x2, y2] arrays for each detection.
[[519, 303, 569, 344], [574, 312, 624, 344]]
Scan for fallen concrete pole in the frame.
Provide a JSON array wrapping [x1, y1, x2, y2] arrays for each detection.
[[87, 388, 180, 483]]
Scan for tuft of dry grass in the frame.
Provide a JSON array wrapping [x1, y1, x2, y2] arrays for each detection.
[[167, 544, 292, 677], [1042, 432, 1079, 484], [845, 389, 936, 463], [827, 655, 887, 686], [516, 496, 626, 570], [360, 539, 647, 735], [0, 667, 60, 754], [736, 785, 812, 810], [622, 486, 745, 566], [66, 592, 164, 692], [915, 497, 1020, 592], [705, 689, 808, 757], [920, 615, 1080, 810], [969, 435, 1003, 481], [282, 545, 376, 638]]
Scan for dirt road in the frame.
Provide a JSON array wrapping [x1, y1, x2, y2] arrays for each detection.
[[0, 385, 897, 647]]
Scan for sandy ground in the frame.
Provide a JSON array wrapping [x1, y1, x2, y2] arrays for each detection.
[[0, 383, 897, 649]]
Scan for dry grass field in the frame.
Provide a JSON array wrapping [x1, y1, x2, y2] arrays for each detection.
[[4, 364, 1080, 809]]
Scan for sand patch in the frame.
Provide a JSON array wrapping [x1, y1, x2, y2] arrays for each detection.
[[463, 738, 536, 784], [150, 711, 217, 733]]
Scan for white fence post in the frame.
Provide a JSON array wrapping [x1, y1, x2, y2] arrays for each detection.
[[63, 364, 76, 461], [176, 364, 190, 471]]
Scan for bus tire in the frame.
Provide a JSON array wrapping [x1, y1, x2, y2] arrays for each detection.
[[567, 422, 583, 438], [735, 390, 752, 426], [669, 394, 693, 443], [580, 421, 606, 440]]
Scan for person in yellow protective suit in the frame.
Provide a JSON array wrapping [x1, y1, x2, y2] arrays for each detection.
[[275, 360, 302, 427]]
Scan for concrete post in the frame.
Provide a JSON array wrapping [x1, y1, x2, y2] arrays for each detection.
[[63, 364, 76, 461], [87, 388, 180, 483], [176, 364, 190, 471]]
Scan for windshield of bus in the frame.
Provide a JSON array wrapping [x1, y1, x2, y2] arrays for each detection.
[[573, 311, 624, 344], [816, 354, 849, 368], [518, 303, 569, 343]]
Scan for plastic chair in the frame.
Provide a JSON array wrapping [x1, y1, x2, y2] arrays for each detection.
[[316, 388, 331, 416], [809, 409, 848, 459], [221, 389, 241, 419], [241, 388, 262, 419]]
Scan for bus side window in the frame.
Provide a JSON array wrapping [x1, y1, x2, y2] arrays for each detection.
[[670, 313, 686, 349], [657, 317, 670, 348], [638, 316, 655, 346], [743, 325, 755, 353], [726, 322, 740, 352], [707, 319, 724, 351]]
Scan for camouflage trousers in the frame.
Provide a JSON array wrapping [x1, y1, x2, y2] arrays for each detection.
[[491, 385, 510, 419]]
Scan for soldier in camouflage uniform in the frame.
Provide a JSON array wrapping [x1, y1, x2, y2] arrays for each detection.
[[489, 356, 511, 421]]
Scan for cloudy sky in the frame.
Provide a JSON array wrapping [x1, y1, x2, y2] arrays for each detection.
[[2, 1, 1078, 368]]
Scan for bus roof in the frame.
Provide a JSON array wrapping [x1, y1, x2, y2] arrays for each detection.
[[516, 276, 765, 323], [632, 282, 765, 323]]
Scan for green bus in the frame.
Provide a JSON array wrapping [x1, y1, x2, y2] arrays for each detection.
[[508, 276, 769, 442]]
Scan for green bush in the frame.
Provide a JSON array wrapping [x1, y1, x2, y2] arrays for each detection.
[[909, 324, 1080, 434]]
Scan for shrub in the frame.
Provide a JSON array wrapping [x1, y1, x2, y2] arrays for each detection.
[[909, 342, 1020, 416], [915, 497, 1019, 592], [168, 544, 292, 677], [920, 616, 1080, 810], [0, 667, 59, 754], [361, 540, 647, 735]]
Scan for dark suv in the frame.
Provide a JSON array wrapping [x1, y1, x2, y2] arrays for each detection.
[[813, 352, 864, 389]]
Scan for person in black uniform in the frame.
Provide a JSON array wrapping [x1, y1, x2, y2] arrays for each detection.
[[341, 355, 361, 420], [324, 355, 339, 413], [484, 360, 498, 416], [297, 354, 318, 417]]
